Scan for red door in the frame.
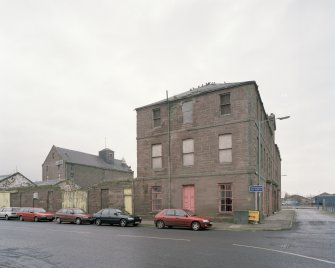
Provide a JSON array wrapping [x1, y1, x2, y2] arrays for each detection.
[[182, 185, 195, 211]]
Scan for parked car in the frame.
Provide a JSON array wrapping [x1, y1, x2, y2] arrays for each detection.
[[16, 207, 55, 222], [93, 208, 142, 227], [55, 208, 94, 225], [154, 209, 212, 231], [0, 207, 20, 220]]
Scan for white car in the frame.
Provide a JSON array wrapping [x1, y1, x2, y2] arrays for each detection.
[[0, 207, 20, 220]]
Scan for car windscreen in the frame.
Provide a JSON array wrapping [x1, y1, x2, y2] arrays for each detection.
[[73, 209, 85, 214], [185, 209, 195, 216], [33, 208, 46, 213], [116, 210, 129, 215]]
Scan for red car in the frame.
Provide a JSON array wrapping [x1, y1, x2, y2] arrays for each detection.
[[16, 207, 55, 222], [154, 209, 212, 231], [55, 208, 94, 225]]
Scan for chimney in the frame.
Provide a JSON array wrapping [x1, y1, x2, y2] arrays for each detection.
[[99, 148, 114, 164]]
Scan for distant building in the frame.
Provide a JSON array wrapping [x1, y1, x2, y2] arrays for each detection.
[[0, 172, 35, 190], [42, 146, 133, 187], [135, 81, 282, 218], [313, 193, 335, 207]]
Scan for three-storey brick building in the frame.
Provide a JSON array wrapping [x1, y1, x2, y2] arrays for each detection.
[[134, 81, 282, 218]]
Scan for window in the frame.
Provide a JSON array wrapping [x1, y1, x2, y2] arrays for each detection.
[[165, 209, 174, 216], [219, 184, 233, 212], [175, 209, 186, 217], [152, 144, 162, 169], [152, 108, 161, 127], [182, 101, 193, 124], [219, 134, 232, 163], [152, 186, 162, 211], [183, 139, 194, 166], [220, 93, 231, 115]]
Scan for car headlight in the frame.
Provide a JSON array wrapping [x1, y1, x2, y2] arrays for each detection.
[[202, 220, 209, 223], [128, 217, 134, 220]]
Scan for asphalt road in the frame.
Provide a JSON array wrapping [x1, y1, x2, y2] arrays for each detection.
[[0, 209, 334, 268]]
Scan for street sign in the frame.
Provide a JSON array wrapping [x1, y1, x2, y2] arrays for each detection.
[[249, 185, 263, 193]]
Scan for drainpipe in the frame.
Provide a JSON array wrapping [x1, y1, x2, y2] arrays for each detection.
[[167, 91, 171, 209]]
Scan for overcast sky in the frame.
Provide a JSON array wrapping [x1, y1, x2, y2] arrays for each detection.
[[0, 0, 334, 196]]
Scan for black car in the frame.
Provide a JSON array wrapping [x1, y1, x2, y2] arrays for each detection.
[[93, 208, 142, 227]]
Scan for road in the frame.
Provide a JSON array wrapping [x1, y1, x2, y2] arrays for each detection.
[[0, 209, 334, 268]]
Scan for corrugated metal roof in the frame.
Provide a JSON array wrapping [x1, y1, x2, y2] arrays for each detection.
[[136, 81, 257, 110], [55, 147, 132, 172]]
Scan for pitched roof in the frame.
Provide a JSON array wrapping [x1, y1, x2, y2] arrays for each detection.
[[54, 147, 132, 173], [0, 172, 36, 187], [136, 81, 257, 110], [34, 179, 62, 186]]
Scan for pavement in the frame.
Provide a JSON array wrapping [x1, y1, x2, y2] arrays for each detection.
[[141, 209, 296, 231]]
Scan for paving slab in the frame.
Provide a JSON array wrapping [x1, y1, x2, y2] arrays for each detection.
[[140, 209, 296, 231]]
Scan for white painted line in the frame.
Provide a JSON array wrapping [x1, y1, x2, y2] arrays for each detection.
[[118, 234, 190, 242], [233, 244, 335, 265]]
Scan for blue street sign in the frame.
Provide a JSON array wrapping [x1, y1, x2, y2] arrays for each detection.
[[249, 185, 264, 193]]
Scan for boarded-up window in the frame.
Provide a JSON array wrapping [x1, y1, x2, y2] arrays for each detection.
[[219, 134, 232, 163], [220, 93, 231, 115], [219, 183, 233, 212], [152, 108, 161, 127], [183, 139, 194, 166], [182, 101, 193, 124], [101, 189, 109, 209], [152, 144, 162, 169], [152, 186, 162, 211]]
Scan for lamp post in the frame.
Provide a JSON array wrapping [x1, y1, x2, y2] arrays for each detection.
[[256, 115, 290, 216]]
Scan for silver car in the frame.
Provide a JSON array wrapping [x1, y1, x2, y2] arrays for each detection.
[[0, 207, 20, 220]]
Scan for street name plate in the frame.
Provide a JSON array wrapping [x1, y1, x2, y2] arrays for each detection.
[[249, 185, 263, 192]]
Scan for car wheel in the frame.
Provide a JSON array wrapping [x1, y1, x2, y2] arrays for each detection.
[[34, 217, 39, 222], [191, 221, 201, 231], [56, 217, 62, 224], [95, 219, 102, 226], [49, 219, 54, 222], [156, 220, 165, 229], [19, 216, 24, 221], [5, 215, 9, 221], [120, 219, 127, 227], [75, 218, 82, 225]]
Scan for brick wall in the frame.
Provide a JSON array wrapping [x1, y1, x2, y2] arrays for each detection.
[[135, 82, 282, 217]]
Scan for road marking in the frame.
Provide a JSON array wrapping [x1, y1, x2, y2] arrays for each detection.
[[118, 234, 190, 242], [233, 244, 335, 265]]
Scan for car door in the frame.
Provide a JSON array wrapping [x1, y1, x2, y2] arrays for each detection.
[[174, 209, 190, 227], [162, 209, 176, 226], [100, 209, 110, 224], [67, 209, 75, 222], [0, 208, 4, 218], [59, 209, 69, 222], [109, 209, 119, 224]]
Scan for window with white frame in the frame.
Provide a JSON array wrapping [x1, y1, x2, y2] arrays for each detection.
[[219, 134, 232, 163], [183, 139, 194, 166], [151, 186, 162, 211], [152, 108, 161, 127], [219, 183, 233, 212], [220, 93, 231, 115], [152, 144, 162, 169], [182, 101, 193, 124]]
